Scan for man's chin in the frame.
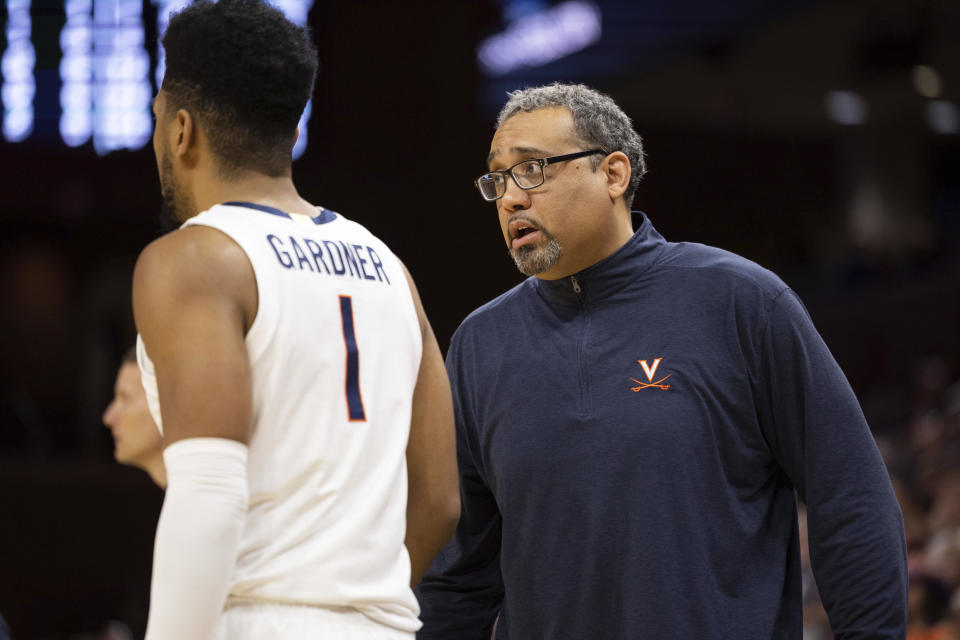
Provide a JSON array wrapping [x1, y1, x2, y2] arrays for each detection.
[[512, 259, 542, 277], [510, 243, 561, 276]]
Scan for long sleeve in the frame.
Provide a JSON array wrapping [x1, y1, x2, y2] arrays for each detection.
[[415, 336, 504, 640], [145, 438, 249, 640], [754, 289, 907, 638]]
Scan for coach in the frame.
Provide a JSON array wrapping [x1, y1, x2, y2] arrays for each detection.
[[415, 83, 907, 639]]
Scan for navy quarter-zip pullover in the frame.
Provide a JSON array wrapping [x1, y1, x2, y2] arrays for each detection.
[[416, 214, 906, 639]]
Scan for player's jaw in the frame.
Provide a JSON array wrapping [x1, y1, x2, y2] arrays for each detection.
[[158, 149, 195, 223]]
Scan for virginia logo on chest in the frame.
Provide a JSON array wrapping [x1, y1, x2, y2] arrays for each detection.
[[630, 357, 672, 391]]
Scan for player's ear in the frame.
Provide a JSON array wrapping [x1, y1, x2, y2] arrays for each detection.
[[174, 108, 195, 158]]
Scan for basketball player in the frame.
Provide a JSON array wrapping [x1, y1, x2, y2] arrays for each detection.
[[134, 1, 459, 638], [102, 347, 165, 487]]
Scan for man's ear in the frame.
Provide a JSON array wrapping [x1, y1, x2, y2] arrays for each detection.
[[603, 151, 631, 201]]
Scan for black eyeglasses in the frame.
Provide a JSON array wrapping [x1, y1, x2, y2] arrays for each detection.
[[474, 148, 607, 201]]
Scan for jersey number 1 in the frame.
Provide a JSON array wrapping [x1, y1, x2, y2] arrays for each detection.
[[338, 295, 366, 421]]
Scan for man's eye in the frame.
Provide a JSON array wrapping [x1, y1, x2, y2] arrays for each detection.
[[518, 162, 539, 176]]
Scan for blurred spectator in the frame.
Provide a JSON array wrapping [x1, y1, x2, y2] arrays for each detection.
[[102, 347, 165, 487]]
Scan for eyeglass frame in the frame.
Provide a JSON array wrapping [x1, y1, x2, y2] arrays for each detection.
[[474, 148, 608, 201]]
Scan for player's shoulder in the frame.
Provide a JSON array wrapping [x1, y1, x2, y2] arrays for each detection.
[[656, 239, 789, 299], [138, 223, 246, 269], [329, 210, 388, 243], [134, 223, 253, 298]]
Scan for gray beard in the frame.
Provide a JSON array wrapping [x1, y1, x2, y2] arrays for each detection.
[[509, 236, 562, 276]]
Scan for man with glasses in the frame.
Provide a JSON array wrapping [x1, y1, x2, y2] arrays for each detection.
[[415, 83, 906, 639]]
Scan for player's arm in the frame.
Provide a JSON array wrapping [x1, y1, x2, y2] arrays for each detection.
[[133, 225, 257, 640], [401, 264, 460, 587], [416, 332, 504, 639]]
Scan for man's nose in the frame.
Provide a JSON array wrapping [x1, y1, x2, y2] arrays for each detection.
[[499, 176, 530, 213]]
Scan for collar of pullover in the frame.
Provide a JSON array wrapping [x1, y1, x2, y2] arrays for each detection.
[[535, 212, 666, 307]]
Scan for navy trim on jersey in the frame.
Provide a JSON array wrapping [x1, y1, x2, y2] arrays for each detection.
[[224, 201, 338, 225], [312, 208, 337, 225], [224, 201, 288, 217]]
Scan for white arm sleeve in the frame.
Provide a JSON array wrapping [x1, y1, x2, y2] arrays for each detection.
[[145, 437, 249, 640]]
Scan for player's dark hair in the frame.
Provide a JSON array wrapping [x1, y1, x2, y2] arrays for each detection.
[[161, 0, 318, 177], [123, 346, 137, 365]]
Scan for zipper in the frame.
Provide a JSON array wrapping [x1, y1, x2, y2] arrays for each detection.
[[568, 274, 591, 417]]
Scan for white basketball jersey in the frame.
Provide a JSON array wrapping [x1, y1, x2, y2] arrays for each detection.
[[137, 202, 423, 633]]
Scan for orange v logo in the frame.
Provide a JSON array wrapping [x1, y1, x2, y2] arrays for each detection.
[[630, 357, 672, 391]]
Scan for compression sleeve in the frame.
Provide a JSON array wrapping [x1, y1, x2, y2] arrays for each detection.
[[415, 335, 504, 640], [756, 289, 907, 638], [144, 437, 248, 640]]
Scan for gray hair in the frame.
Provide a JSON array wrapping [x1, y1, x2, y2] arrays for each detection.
[[496, 83, 647, 208]]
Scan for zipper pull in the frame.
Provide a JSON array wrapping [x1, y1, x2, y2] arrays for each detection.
[[570, 275, 582, 293]]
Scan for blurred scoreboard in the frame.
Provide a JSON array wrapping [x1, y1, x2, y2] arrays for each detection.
[[1, 0, 314, 157]]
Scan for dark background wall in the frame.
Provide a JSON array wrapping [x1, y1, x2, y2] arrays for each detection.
[[0, 0, 958, 637]]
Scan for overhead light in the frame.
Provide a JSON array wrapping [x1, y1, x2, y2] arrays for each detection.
[[912, 65, 942, 99], [2, 0, 35, 143], [477, 1, 602, 76], [926, 100, 959, 134], [825, 90, 868, 126]]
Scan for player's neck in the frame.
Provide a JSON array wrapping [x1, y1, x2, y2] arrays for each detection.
[[195, 171, 314, 218]]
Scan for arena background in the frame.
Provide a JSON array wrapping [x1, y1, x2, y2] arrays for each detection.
[[0, 0, 957, 637]]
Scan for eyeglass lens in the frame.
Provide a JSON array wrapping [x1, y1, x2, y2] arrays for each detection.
[[512, 161, 543, 187], [478, 160, 545, 201], [477, 174, 504, 200]]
